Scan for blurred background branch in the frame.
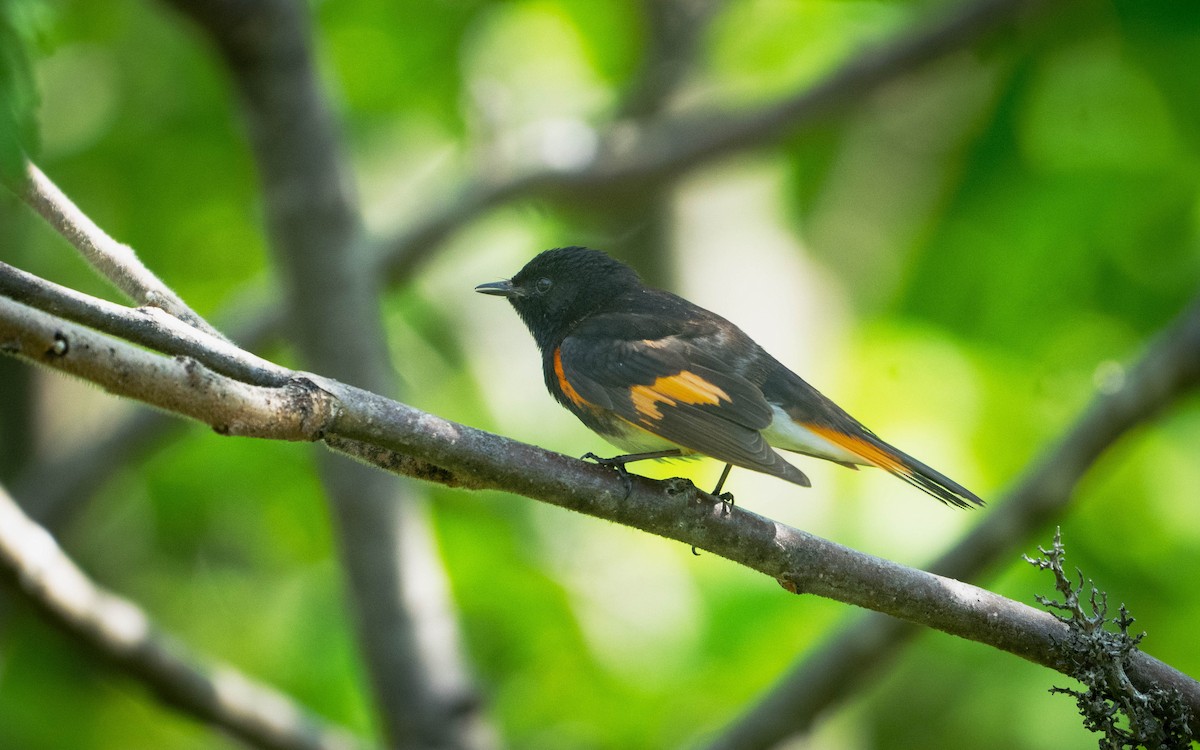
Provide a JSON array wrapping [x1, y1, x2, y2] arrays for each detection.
[[0, 483, 368, 750], [374, 0, 1044, 285], [159, 1, 491, 747]]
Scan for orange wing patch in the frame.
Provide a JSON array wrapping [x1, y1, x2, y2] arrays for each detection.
[[802, 424, 907, 474], [553, 348, 588, 408], [630, 371, 731, 421]]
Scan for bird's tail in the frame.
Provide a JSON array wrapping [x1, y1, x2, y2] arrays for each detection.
[[875, 444, 983, 509], [803, 426, 983, 509]]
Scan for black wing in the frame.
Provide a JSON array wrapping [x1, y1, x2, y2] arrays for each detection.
[[557, 318, 810, 487]]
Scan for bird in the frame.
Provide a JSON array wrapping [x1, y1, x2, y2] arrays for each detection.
[[475, 246, 982, 508]]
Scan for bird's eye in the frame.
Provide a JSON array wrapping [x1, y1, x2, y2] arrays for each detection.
[[535, 277, 553, 294]]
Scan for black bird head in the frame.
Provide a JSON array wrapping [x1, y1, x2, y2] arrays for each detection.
[[476, 246, 641, 350]]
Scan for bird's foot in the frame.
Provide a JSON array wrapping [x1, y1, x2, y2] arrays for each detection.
[[709, 463, 736, 517], [691, 494, 734, 551], [581, 451, 634, 499]]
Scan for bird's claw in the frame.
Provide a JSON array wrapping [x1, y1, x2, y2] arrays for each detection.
[[691, 488, 735, 554]]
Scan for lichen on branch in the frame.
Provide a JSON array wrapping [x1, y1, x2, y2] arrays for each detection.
[[1026, 529, 1194, 749]]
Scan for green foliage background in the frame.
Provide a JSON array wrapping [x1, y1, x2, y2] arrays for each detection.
[[2, 0, 1199, 748]]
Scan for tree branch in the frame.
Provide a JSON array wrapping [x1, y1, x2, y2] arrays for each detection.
[[3, 281, 1197, 722], [0, 483, 369, 750], [618, 0, 720, 120], [705, 295, 1200, 749], [0, 261, 289, 386], [0, 295, 331, 440], [8, 276, 285, 529]]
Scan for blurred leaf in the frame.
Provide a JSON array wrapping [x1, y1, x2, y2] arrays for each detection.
[[708, 0, 910, 104], [1019, 39, 1179, 173], [317, 0, 490, 129], [556, 0, 639, 87]]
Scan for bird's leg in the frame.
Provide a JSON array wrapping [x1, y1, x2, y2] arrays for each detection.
[[582, 449, 685, 465], [689, 464, 737, 554], [711, 463, 735, 515], [581, 449, 684, 499], [711, 463, 733, 495]]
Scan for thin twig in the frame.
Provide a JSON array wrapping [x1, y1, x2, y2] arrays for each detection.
[[16, 162, 226, 340], [0, 261, 288, 386], [0, 483, 369, 750]]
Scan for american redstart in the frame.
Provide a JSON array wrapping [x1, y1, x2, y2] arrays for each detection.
[[476, 246, 982, 508]]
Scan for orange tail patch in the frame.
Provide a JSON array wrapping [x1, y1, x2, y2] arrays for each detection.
[[802, 424, 908, 475], [801, 422, 982, 508], [801, 422, 979, 508]]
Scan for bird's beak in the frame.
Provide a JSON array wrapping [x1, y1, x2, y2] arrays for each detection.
[[475, 279, 522, 298]]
